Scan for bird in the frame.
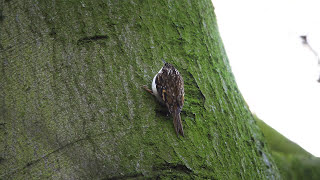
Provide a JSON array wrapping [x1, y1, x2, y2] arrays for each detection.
[[143, 59, 185, 137]]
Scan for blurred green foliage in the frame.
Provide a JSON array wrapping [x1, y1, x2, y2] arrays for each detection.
[[255, 115, 320, 180]]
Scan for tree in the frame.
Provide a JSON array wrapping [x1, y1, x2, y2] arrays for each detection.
[[0, 0, 280, 179]]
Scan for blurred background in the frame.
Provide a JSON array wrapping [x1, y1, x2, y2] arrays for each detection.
[[213, 0, 320, 157]]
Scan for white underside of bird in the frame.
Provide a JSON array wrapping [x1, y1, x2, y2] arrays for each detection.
[[152, 67, 164, 104]]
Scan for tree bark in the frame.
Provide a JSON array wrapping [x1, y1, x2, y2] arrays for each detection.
[[0, 0, 280, 179]]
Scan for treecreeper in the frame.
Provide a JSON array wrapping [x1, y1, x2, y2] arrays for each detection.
[[144, 60, 185, 137]]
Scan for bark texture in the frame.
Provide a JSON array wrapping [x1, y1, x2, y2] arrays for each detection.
[[0, 0, 280, 179]]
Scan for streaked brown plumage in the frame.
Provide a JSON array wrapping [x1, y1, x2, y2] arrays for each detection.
[[144, 60, 185, 137]]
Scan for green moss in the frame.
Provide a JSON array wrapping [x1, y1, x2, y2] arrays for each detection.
[[1, 0, 279, 179]]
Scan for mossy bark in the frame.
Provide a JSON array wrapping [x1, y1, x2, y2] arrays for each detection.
[[0, 0, 280, 179]]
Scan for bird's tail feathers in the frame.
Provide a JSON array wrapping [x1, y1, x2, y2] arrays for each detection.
[[173, 110, 184, 137]]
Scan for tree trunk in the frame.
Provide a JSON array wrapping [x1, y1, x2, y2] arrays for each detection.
[[0, 0, 280, 179]]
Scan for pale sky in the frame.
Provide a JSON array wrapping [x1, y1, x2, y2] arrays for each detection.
[[212, 0, 320, 157]]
